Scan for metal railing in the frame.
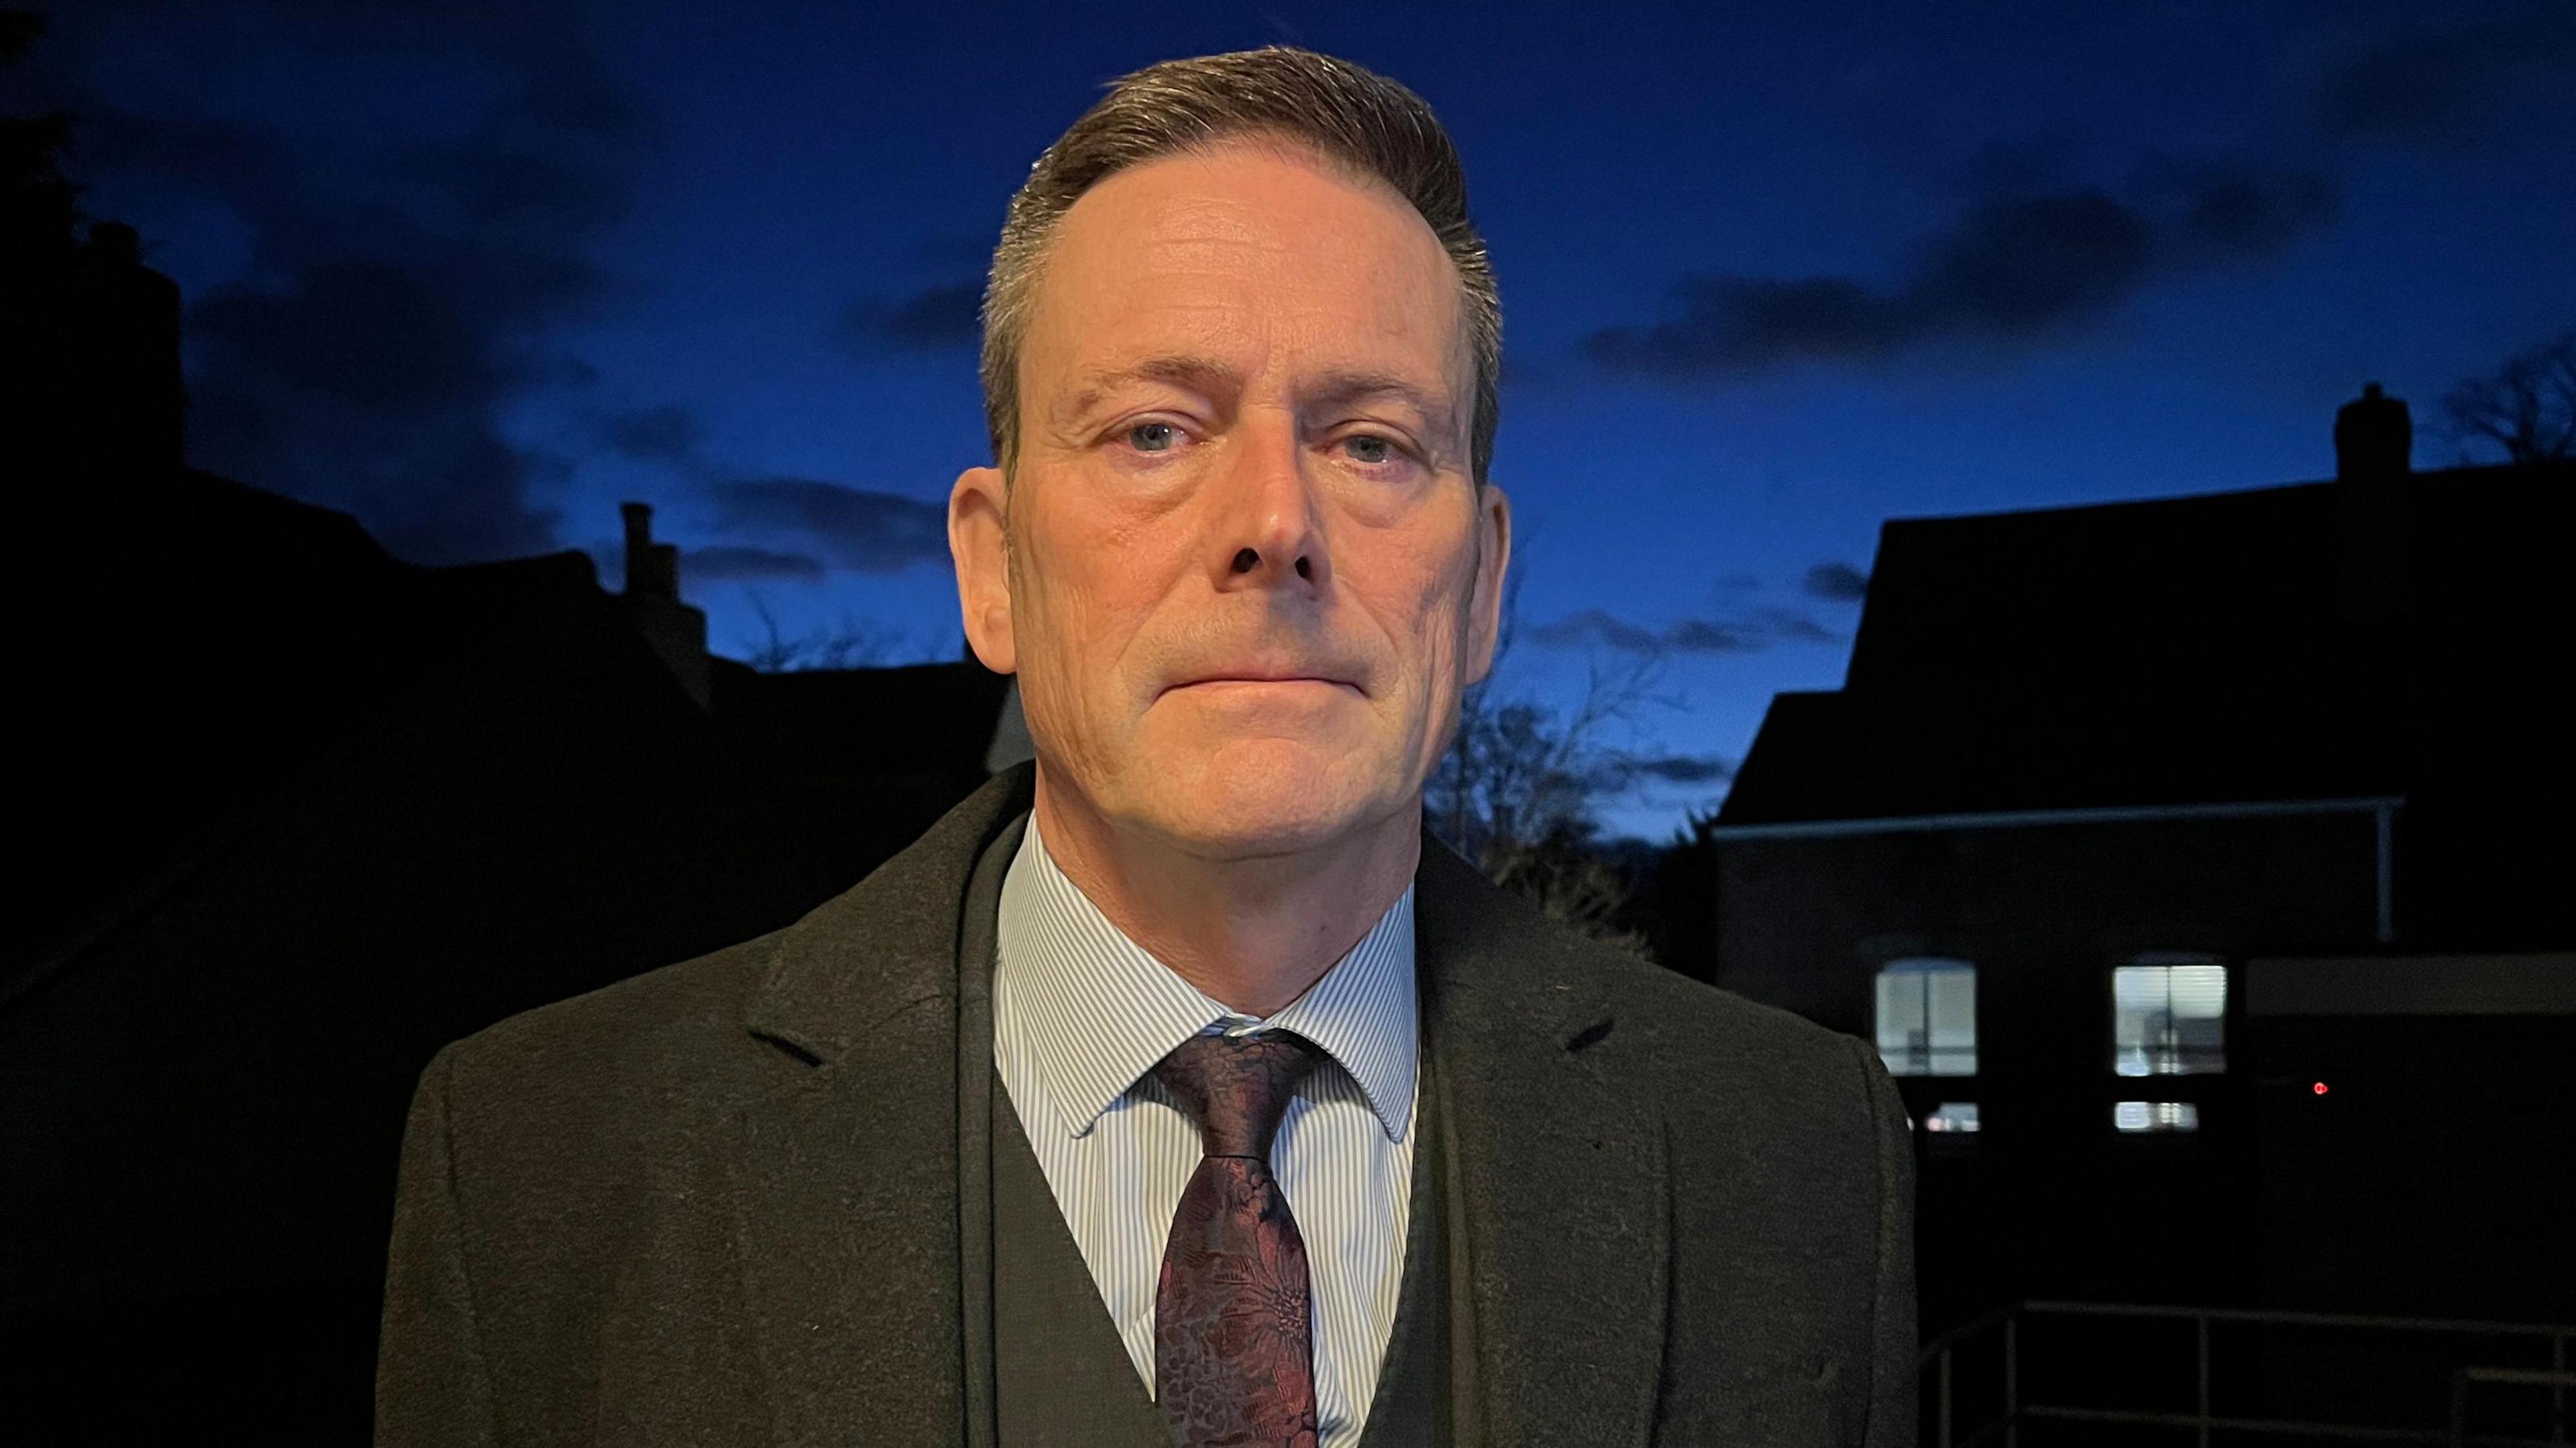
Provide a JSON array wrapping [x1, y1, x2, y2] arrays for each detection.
[[1921, 1301, 2575, 1448]]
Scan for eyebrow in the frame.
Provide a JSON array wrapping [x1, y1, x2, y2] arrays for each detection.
[[1060, 354, 1236, 427], [1309, 367, 1460, 444], [1058, 354, 1460, 446]]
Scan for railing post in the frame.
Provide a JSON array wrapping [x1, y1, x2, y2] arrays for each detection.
[[2197, 1312, 2212, 1448], [2005, 1311, 2021, 1448], [1939, 1347, 1954, 1448], [2554, 1331, 2567, 1445]]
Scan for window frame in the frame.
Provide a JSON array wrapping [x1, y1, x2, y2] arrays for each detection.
[[2110, 951, 2230, 1079], [1874, 956, 1978, 1078]]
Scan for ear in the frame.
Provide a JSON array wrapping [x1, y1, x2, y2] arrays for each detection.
[[1462, 480, 1511, 687], [949, 463, 1016, 674]]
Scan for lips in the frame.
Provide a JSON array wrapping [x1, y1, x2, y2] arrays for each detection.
[[1163, 671, 1363, 697]]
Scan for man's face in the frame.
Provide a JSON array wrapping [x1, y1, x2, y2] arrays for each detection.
[[949, 137, 1509, 860]]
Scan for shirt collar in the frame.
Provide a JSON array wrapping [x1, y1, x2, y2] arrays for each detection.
[[994, 810, 1417, 1144]]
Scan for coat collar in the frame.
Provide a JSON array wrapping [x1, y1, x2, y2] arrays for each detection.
[[739, 763, 1038, 1068], [728, 761, 1667, 1448], [731, 763, 1036, 1448]]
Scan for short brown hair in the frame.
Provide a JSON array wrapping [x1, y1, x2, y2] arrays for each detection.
[[979, 46, 1501, 486]]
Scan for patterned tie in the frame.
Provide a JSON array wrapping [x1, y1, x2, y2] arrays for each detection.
[[1150, 1029, 1328, 1448]]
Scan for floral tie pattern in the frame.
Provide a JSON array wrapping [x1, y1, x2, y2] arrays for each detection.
[[1151, 1029, 1327, 1448]]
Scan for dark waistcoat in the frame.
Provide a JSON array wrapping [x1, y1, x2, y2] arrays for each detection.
[[956, 813, 1459, 1448]]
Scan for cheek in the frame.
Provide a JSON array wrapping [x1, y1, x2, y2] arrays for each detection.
[[1354, 540, 1477, 703], [1014, 505, 1185, 695]]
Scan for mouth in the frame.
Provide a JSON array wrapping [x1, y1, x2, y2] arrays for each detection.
[[1163, 674, 1364, 699]]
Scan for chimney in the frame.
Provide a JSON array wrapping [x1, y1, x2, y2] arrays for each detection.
[[2334, 382, 2412, 482], [621, 500, 680, 598], [614, 502, 710, 708]]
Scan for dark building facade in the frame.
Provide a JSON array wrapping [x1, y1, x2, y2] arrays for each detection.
[[9, 231, 1014, 1440], [1712, 414, 2576, 1339]]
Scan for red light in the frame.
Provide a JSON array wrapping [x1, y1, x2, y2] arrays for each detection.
[[2311, 1081, 2330, 1097]]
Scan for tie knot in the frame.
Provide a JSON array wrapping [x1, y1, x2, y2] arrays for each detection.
[[1151, 1029, 1325, 1159]]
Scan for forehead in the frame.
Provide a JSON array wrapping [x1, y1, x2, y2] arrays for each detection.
[[1023, 140, 1468, 416]]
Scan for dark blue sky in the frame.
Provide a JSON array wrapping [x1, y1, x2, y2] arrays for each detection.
[[31, 0, 2576, 837]]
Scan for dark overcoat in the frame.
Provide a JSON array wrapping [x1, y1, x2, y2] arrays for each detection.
[[376, 761, 1915, 1445]]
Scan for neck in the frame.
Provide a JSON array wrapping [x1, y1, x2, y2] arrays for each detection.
[[1030, 763, 1420, 1018]]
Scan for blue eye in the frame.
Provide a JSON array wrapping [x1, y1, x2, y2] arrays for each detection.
[[1344, 435, 1400, 465], [1128, 422, 1179, 453]]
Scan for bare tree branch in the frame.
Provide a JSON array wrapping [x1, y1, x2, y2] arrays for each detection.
[[2440, 329, 2576, 463], [1426, 563, 1676, 950], [735, 588, 905, 672]]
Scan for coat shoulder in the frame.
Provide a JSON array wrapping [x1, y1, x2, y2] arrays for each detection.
[[1588, 940, 1874, 1105], [427, 928, 795, 1171], [1421, 836, 1876, 1124], [428, 763, 1040, 1129], [1433, 841, 1890, 1145]]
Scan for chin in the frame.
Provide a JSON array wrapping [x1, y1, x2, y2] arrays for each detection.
[[1133, 742, 1394, 860]]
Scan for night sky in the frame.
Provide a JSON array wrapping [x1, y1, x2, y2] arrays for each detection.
[[28, 0, 2576, 838]]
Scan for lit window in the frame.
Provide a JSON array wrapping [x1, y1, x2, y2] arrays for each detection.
[[1921, 1102, 1980, 1133], [2113, 955, 2226, 1076], [1876, 958, 1976, 1077], [2113, 1101, 2200, 1133]]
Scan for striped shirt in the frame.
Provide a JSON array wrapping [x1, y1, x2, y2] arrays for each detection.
[[991, 812, 1418, 1448]]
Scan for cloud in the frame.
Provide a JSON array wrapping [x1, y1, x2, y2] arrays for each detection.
[[684, 545, 826, 583], [708, 477, 950, 573], [1535, 602, 1803, 654], [1532, 607, 1838, 655], [833, 282, 982, 354], [1624, 754, 1735, 785], [68, 5, 653, 564], [1534, 608, 1662, 652], [1663, 618, 1762, 653], [191, 260, 508, 416], [1803, 561, 1871, 602], [1582, 170, 2338, 380], [2171, 168, 2340, 258], [602, 403, 703, 464], [1585, 191, 2147, 376], [2313, 5, 2576, 145], [1579, 751, 1737, 795], [1754, 608, 1839, 645]]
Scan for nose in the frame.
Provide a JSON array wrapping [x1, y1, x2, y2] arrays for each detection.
[[1214, 413, 1331, 593]]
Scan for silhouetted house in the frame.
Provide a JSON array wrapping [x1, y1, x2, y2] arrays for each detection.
[[602, 500, 1017, 885], [716, 655, 1017, 889], [9, 238, 1012, 1441], [1710, 393, 2575, 1334]]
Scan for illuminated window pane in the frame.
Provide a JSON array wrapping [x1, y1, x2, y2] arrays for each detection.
[[2112, 1101, 2200, 1133], [1921, 1102, 1980, 1133], [1876, 958, 1976, 1077], [2112, 956, 2227, 1076]]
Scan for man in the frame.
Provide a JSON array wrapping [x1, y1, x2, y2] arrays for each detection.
[[376, 46, 1914, 1448]]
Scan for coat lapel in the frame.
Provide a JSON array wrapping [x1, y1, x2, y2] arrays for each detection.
[[1417, 836, 1670, 1448], [730, 765, 1038, 1448], [718, 771, 1668, 1446]]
